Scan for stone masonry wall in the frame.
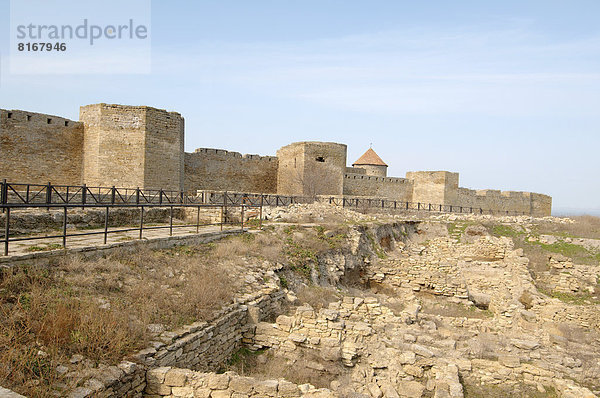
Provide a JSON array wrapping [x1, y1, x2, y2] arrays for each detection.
[[343, 173, 413, 201], [0, 109, 84, 185], [145, 367, 337, 398], [184, 149, 278, 193], [70, 283, 286, 397], [406, 171, 552, 216], [406, 171, 459, 206], [143, 107, 185, 191]]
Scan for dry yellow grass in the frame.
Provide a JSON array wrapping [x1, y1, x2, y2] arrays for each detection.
[[295, 285, 341, 311], [0, 242, 240, 397]]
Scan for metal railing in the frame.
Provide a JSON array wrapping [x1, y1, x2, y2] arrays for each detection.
[[0, 182, 529, 217], [0, 180, 529, 256], [319, 196, 528, 216], [1, 201, 262, 257], [0, 180, 202, 206]]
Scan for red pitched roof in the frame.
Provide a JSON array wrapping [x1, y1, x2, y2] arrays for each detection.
[[353, 148, 388, 167]]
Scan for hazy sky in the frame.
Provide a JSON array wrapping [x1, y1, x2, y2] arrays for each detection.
[[0, 1, 599, 215]]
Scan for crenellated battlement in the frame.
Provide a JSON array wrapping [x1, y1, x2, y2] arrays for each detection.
[[344, 174, 410, 184], [192, 148, 277, 162], [1, 108, 81, 128]]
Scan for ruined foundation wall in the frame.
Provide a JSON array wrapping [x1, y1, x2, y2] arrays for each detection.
[[0, 109, 83, 185], [185, 149, 278, 193]]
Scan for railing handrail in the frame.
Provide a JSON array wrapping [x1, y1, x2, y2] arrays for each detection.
[[0, 180, 528, 216]]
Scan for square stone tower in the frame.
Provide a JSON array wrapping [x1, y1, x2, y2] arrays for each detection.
[[406, 171, 459, 205], [80, 104, 184, 190], [276, 141, 347, 196]]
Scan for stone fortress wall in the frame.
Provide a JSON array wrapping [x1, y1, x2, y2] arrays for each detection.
[[185, 148, 278, 194], [0, 109, 84, 185], [0, 103, 552, 216]]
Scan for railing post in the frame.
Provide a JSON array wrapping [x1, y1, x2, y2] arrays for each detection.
[[259, 194, 264, 230], [394, 201, 397, 209], [382, 199, 385, 208], [406, 201, 409, 210], [3, 207, 9, 256], [111, 186, 116, 205], [428, 203, 431, 211], [139, 206, 144, 239], [196, 206, 200, 233], [169, 206, 173, 236], [223, 191, 228, 228], [1, 179, 6, 213], [46, 182, 52, 210], [104, 206, 109, 244], [62, 206, 67, 249], [241, 203, 245, 231], [220, 205, 224, 231], [81, 184, 87, 209], [418, 203, 420, 210], [159, 189, 163, 205], [136, 187, 140, 205]]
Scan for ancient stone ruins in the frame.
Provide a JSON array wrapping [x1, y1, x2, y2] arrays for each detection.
[[0, 104, 551, 216], [1, 199, 599, 398]]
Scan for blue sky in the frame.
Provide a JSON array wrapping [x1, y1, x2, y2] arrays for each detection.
[[0, 1, 599, 215]]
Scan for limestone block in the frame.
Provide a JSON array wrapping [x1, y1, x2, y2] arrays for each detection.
[[278, 380, 301, 397], [403, 364, 424, 378], [165, 368, 191, 387], [171, 386, 194, 398], [368, 382, 383, 398], [229, 376, 255, 394], [147, 367, 172, 385], [193, 388, 211, 398], [499, 355, 521, 368], [253, 379, 279, 396], [511, 339, 539, 350], [379, 382, 400, 398], [397, 380, 425, 398], [399, 351, 416, 365], [412, 344, 434, 358], [210, 390, 232, 398], [145, 382, 173, 395]]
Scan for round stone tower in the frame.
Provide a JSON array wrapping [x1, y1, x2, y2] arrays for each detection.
[[352, 148, 388, 177]]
